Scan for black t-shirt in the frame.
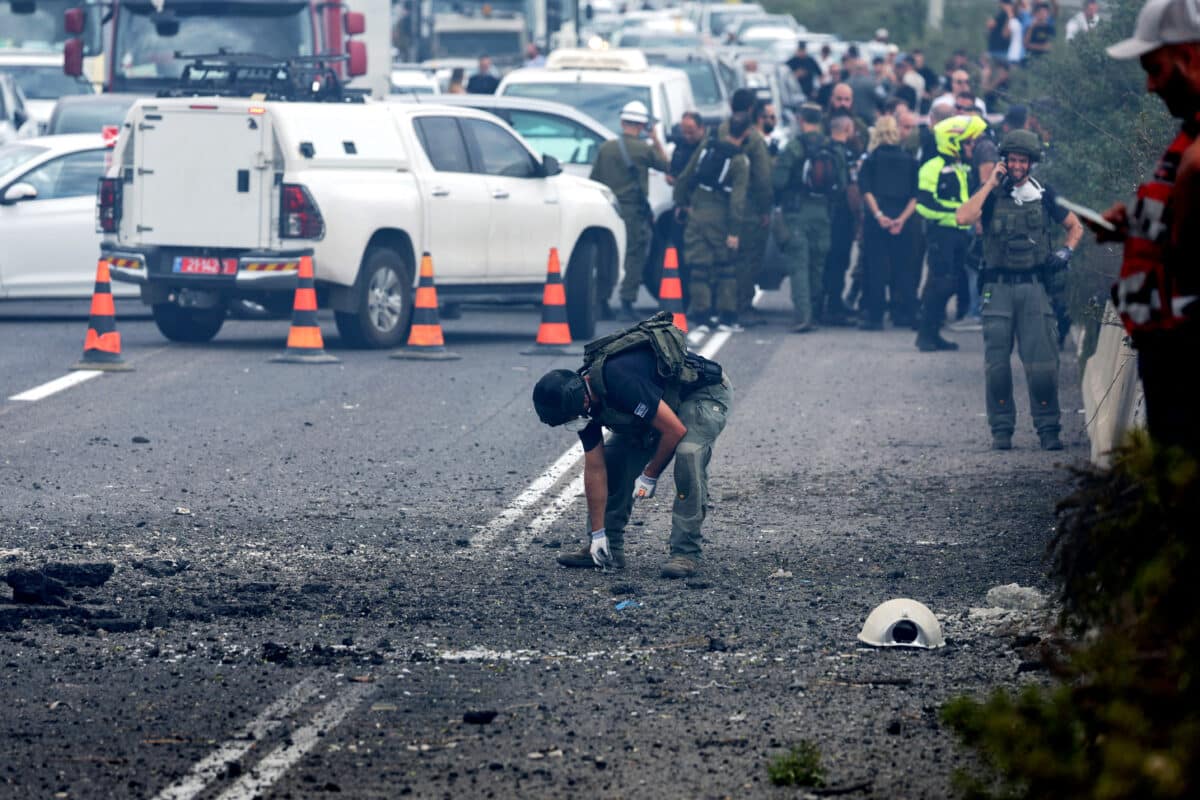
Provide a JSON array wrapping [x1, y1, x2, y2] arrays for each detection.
[[578, 347, 665, 452], [670, 138, 701, 178], [1027, 22, 1055, 54], [858, 144, 918, 217], [786, 54, 822, 95], [981, 181, 1069, 231], [988, 9, 1011, 53]]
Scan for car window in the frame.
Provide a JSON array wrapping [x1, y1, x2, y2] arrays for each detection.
[[461, 118, 537, 179], [413, 116, 471, 173], [17, 149, 105, 200], [6, 65, 93, 100], [0, 143, 47, 176], [501, 82, 652, 136], [505, 110, 603, 166], [49, 100, 136, 135]]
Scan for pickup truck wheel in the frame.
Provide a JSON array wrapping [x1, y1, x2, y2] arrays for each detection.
[[335, 246, 413, 349], [564, 239, 598, 341], [151, 304, 225, 343]]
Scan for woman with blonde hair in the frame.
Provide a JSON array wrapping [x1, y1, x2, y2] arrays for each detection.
[[857, 113, 919, 329]]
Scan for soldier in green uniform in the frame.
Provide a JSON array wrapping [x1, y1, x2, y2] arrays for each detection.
[[725, 91, 774, 325], [589, 100, 670, 320], [772, 103, 847, 332], [956, 129, 1083, 450], [532, 313, 732, 579], [673, 112, 752, 331]]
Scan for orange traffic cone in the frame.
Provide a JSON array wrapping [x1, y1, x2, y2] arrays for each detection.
[[390, 252, 460, 361], [658, 247, 687, 333], [271, 254, 339, 364], [71, 258, 132, 371], [522, 248, 582, 356]]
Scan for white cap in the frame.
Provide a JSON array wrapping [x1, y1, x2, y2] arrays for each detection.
[[875, 27, 889, 40], [1108, 0, 1200, 59], [619, 100, 652, 125]]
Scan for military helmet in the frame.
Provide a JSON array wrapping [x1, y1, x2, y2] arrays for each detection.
[[933, 114, 987, 159], [999, 129, 1042, 162], [533, 369, 588, 426]]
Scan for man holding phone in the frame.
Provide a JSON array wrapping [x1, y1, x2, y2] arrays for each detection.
[[1092, 0, 1200, 457], [956, 130, 1083, 451]]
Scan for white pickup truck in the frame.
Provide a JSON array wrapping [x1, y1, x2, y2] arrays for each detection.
[[102, 96, 625, 347]]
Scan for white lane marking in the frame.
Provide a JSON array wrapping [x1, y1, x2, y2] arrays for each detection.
[[475, 329, 733, 550], [471, 442, 584, 548], [518, 474, 586, 550], [214, 682, 377, 800], [152, 673, 325, 800], [9, 370, 102, 402]]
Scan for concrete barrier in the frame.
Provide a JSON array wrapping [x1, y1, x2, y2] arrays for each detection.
[[1080, 302, 1144, 466]]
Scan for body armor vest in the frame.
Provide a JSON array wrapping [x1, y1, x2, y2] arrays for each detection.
[[983, 181, 1052, 271]]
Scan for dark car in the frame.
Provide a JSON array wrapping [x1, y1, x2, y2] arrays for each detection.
[[642, 49, 732, 126], [46, 94, 139, 136]]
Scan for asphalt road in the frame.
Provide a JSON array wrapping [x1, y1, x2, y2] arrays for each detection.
[[0, 296, 1083, 799]]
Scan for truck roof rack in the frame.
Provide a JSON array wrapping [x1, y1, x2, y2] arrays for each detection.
[[158, 52, 369, 103]]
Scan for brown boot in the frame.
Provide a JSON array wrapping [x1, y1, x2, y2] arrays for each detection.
[[660, 555, 698, 579]]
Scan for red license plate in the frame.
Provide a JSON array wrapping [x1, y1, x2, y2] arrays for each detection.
[[173, 256, 238, 275]]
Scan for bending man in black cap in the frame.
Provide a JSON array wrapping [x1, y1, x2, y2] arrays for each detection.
[[532, 313, 732, 579]]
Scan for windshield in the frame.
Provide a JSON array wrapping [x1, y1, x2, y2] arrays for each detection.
[[113, 2, 313, 86], [48, 98, 136, 134], [0, 143, 47, 178], [502, 82, 651, 133], [433, 31, 523, 60], [614, 32, 700, 49], [0, 0, 74, 50], [710, 9, 760, 36], [3, 65, 93, 100], [646, 56, 720, 106]]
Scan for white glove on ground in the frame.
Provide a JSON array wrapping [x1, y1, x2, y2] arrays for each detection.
[[633, 473, 658, 500], [590, 528, 611, 567]]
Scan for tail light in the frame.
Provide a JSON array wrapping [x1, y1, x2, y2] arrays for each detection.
[[280, 183, 325, 239], [97, 177, 122, 233]]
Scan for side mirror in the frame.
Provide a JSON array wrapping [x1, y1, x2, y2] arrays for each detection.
[[2, 183, 38, 204], [63, 38, 84, 77], [347, 40, 367, 77], [542, 154, 561, 177], [64, 7, 85, 34], [152, 11, 180, 37], [344, 11, 365, 36]]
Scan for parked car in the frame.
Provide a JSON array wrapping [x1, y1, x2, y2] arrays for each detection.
[[692, 2, 766, 44], [0, 134, 136, 299], [0, 73, 36, 144], [0, 52, 93, 132], [103, 96, 624, 346], [392, 94, 613, 177], [389, 66, 440, 95], [45, 94, 139, 136], [642, 48, 732, 126]]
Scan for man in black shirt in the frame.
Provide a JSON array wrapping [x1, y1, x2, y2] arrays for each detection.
[[466, 55, 500, 94], [786, 41, 823, 98], [532, 319, 732, 579]]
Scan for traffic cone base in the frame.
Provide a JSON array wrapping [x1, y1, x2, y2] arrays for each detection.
[[72, 258, 133, 371], [523, 247, 584, 356], [272, 254, 339, 364], [657, 246, 687, 333], [390, 252, 461, 361]]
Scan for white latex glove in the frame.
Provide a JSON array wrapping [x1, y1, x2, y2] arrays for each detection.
[[632, 473, 658, 500], [590, 528, 611, 567]]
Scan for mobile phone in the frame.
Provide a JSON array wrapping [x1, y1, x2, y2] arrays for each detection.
[[1055, 196, 1117, 232]]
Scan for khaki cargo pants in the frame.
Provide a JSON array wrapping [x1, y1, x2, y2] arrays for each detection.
[[981, 279, 1061, 437], [601, 378, 733, 561]]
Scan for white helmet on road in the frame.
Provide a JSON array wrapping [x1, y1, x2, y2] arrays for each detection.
[[858, 598, 946, 649], [619, 100, 652, 126]]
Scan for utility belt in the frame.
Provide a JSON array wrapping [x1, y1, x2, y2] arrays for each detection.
[[980, 268, 1041, 285], [682, 352, 724, 393]]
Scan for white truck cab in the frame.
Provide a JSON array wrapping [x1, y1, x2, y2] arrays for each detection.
[[103, 70, 624, 347]]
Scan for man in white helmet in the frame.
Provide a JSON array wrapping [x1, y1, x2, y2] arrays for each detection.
[[590, 100, 670, 320]]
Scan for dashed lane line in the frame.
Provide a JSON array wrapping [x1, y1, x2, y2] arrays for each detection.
[[8, 370, 102, 402], [213, 682, 377, 800], [477, 330, 733, 550], [152, 673, 325, 800]]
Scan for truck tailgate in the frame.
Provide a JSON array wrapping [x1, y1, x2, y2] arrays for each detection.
[[133, 106, 272, 249]]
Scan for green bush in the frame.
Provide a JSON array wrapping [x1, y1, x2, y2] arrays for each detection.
[[767, 740, 826, 787], [941, 434, 1200, 799]]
